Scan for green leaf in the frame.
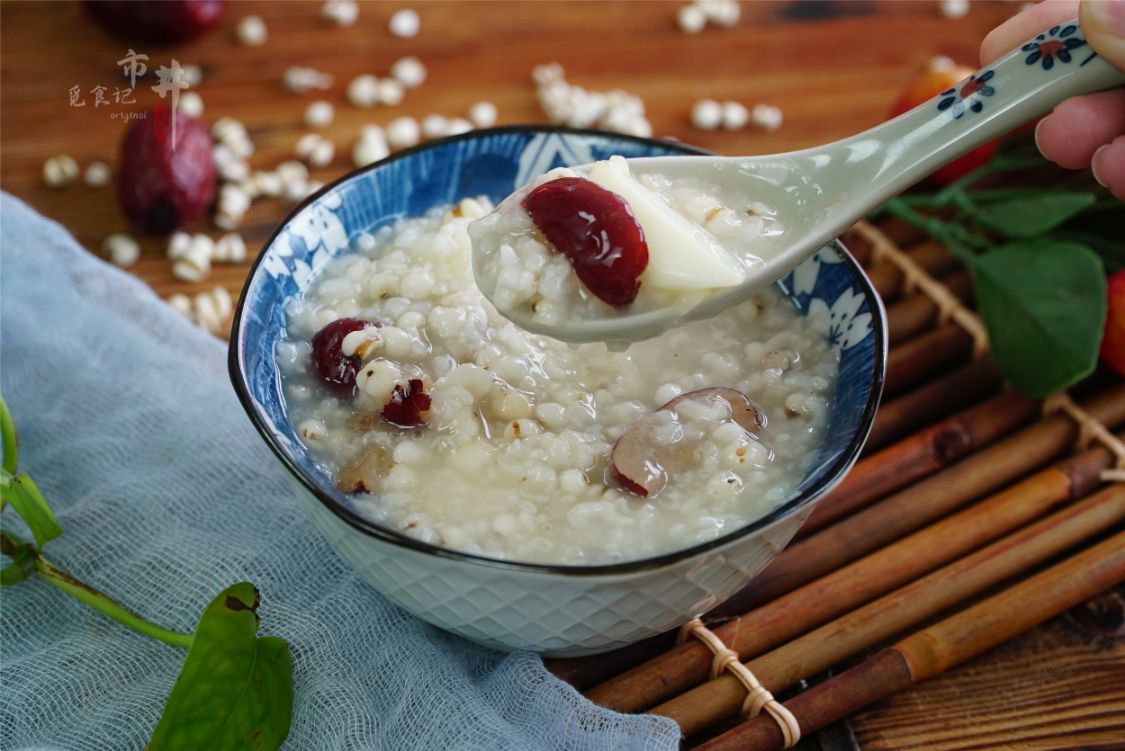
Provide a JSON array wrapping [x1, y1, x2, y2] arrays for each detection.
[[0, 395, 17, 476], [1, 474, 62, 549], [148, 582, 293, 751], [0, 529, 35, 586], [973, 193, 1096, 239], [971, 241, 1106, 397]]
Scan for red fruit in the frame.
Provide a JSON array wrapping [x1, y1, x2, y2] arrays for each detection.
[[310, 318, 374, 395], [117, 106, 216, 234], [382, 379, 432, 427], [85, 0, 224, 45], [1101, 270, 1125, 377], [890, 61, 999, 185], [522, 177, 648, 307], [611, 388, 763, 498]]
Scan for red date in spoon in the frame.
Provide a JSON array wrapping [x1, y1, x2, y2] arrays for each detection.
[[522, 177, 649, 307]]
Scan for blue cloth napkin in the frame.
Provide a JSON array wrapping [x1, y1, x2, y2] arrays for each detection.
[[0, 193, 680, 751]]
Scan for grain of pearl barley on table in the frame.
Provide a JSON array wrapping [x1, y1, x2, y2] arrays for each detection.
[[347, 75, 380, 108], [391, 57, 427, 88], [388, 8, 420, 38], [236, 15, 268, 46], [751, 103, 783, 131], [296, 134, 335, 167], [387, 117, 421, 150], [304, 100, 335, 129], [720, 101, 749, 130], [421, 114, 449, 139], [468, 101, 498, 128], [43, 155, 79, 188], [939, 0, 970, 19], [177, 91, 203, 118], [167, 231, 191, 260], [171, 243, 212, 283], [181, 64, 202, 87], [445, 118, 474, 136], [214, 233, 247, 264], [167, 293, 193, 319], [322, 0, 358, 26], [353, 126, 390, 167], [690, 99, 722, 130], [192, 286, 234, 335], [102, 233, 140, 268], [376, 79, 405, 106], [83, 161, 111, 188], [678, 0, 739, 32], [284, 66, 333, 93], [677, 4, 706, 33]]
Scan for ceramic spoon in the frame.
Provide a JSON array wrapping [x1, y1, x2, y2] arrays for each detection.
[[473, 18, 1125, 344]]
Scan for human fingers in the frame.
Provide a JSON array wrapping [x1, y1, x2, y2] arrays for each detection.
[[1034, 89, 1125, 167], [1091, 134, 1125, 200], [1081, 0, 1125, 72], [981, 0, 1079, 65]]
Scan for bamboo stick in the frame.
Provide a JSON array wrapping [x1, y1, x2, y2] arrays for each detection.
[[652, 481, 1125, 735], [872, 216, 928, 249], [549, 389, 1035, 689], [842, 221, 931, 268], [886, 271, 972, 346], [697, 530, 1125, 751], [862, 357, 1004, 454], [727, 385, 1125, 612], [885, 322, 976, 396], [802, 389, 1035, 537], [584, 394, 1123, 714], [862, 241, 959, 301]]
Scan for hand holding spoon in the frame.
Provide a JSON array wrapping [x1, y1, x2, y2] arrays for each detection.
[[471, 18, 1124, 345]]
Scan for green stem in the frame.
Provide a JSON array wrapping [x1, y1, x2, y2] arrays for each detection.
[[0, 530, 193, 649], [880, 200, 991, 261], [0, 395, 17, 477]]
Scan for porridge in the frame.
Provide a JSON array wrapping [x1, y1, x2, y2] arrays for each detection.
[[278, 197, 839, 565], [470, 156, 784, 330]]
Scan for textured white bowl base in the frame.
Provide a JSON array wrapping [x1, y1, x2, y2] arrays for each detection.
[[293, 479, 814, 656]]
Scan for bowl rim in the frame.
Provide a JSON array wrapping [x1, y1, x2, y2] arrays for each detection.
[[228, 124, 887, 578]]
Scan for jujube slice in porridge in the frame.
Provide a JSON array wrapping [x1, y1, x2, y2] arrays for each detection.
[[611, 388, 764, 498]]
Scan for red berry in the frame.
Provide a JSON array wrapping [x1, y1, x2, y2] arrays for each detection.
[[1101, 270, 1125, 377], [310, 318, 374, 395], [117, 106, 216, 234], [522, 177, 648, 307], [85, 0, 224, 45], [382, 379, 432, 427]]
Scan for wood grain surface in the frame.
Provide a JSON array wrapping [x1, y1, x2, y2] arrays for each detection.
[[1, 0, 1012, 309], [3, 2, 1121, 750]]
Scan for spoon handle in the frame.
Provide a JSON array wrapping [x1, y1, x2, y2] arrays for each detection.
[[852, 18, 1124, 209]]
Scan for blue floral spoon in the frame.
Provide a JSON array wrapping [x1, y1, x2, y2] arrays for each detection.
[[473, 18, 1125, 345]]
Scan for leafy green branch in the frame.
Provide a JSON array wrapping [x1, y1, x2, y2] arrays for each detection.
[[873, 148, 1117, 397], [0, 395, 293, 750]]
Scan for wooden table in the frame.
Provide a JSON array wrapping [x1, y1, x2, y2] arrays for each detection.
[[2, 2, 1122, 749]]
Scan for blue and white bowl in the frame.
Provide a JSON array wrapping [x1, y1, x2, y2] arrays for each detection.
[[229, 127, 887, 656]]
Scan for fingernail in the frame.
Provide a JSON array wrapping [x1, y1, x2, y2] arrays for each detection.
[[1091, 144, 1110, 188], [1034, 116, 1049, 158]]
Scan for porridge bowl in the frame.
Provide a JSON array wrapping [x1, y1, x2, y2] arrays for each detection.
[[229, 126, 887, 656]]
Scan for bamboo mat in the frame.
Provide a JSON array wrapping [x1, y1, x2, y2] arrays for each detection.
[[547, 217, 1125, 750]]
